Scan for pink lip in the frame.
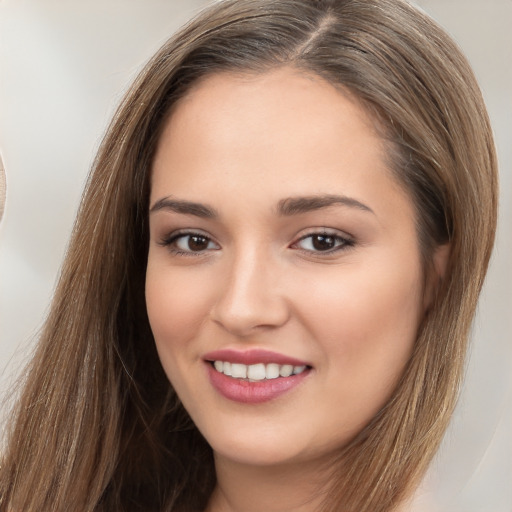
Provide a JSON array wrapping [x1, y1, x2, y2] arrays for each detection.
[[203, 348, 310, 367], [206, 363, 311, 404]]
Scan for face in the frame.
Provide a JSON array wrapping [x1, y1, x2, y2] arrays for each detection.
[[146, 68, 426, 468]]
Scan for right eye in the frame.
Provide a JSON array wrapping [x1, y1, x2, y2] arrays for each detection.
[[160, 232, 220, 255]]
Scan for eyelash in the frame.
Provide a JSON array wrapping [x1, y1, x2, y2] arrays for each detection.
[[159, 230, 219, 256], [159, 229, 355, 257], [293, 231, 355, 254]]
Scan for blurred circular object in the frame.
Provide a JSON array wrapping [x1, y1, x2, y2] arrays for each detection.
[[0, 154, 5, 222]]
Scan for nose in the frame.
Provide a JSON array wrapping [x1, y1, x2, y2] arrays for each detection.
[[210, 247, 290, 337]]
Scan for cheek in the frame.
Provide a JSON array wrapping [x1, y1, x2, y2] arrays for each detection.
[[145, 260, 214, 366], [296, 253, 424, 383]]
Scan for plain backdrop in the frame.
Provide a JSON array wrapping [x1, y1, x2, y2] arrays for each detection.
[[0, 1, 510, 511]]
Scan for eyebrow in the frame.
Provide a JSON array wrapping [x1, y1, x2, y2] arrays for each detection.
[[149, 197, 218, 218], [149, 193, 374, 218], [276, 194, 374, 216]]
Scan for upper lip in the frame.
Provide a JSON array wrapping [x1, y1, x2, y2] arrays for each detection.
[[203, 348, 310, 367]]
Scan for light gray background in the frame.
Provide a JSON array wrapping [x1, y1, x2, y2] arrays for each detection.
[[0, 1, 510, 511]]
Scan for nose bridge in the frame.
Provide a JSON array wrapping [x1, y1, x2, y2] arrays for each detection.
[[211, 241, 289, 335]]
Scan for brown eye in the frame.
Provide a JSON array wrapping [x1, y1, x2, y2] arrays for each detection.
[[187, 235, 210, 251], [162, 232, 220, 254], [294, 232, 353, 254], [311, 234, 336, 251]]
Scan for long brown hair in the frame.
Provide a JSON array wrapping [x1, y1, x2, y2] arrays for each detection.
[[0, 1, 498, 511]]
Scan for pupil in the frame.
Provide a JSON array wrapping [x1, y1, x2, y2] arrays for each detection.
[[312, 235, 335, 251], [188, 235, 208, 251]]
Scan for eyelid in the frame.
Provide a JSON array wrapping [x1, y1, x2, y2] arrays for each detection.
[[291, 228, 355, 254], [156, 227, 355, 257], [158, 229, 220, 255]]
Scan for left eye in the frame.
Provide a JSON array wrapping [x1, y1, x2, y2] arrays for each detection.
[[294, 233, 352, 253]]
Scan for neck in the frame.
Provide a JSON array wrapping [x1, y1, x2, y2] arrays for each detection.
[[205, 454, 332, 512]]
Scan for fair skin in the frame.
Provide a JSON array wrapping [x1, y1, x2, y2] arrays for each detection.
[[146, 67, 430, 511]]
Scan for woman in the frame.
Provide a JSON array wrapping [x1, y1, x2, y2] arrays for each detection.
[[0, 0, 498, 511]]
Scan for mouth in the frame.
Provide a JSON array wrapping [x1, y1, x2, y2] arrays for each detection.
[[203, 349, 312, 403], [210, 360, 309, 381]]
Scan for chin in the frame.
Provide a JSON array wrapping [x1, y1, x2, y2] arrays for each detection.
[[212, 437, 307, 467], [199, 415, 353, 469]]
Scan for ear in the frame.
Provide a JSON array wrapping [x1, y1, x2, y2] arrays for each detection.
[[424, 243, 450, 310]]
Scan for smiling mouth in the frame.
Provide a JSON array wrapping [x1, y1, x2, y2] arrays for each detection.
[[209, 361, 309, 381], [205, 353, 312, 403]]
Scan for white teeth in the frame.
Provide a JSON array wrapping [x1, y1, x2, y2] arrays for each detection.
[[266, 363, 280, 380], [212, 361, 308, 380], [279, 364, 293, 377], [231, 363, 247, 379], [247, 363, 266, 381]]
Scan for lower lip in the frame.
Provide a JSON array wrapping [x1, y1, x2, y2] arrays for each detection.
[[206, 363, 310, 404]]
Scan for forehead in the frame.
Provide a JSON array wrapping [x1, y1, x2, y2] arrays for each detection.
[[150, 67, 410, 220], [159, 67, 382, 158]]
